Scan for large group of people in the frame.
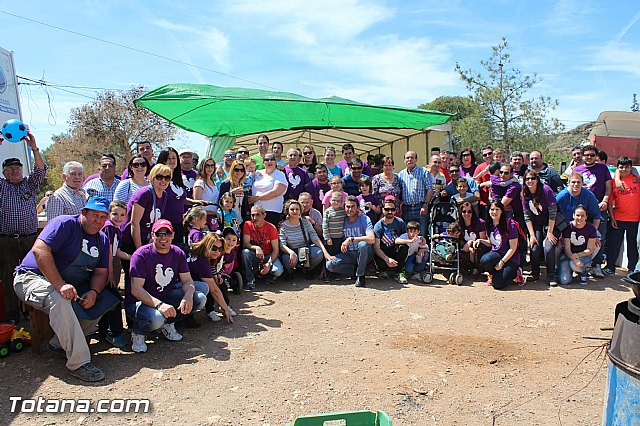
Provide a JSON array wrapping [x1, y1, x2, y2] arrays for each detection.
[[2, 130, 639, 383]]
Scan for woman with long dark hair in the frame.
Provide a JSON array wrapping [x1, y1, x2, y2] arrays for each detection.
[[558, 205, 599, 285], [301, 145, 318, 179], [114, 154, 150, 205], [521, 169, 561, 285], [457, 201, 487, 274], [458, 147, 478, 178], [479, 200, 523, 289]]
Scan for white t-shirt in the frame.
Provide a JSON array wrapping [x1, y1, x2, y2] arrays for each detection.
[[398, 233, 428, 255], [193, 179, 220, 213], [251, 169, 288, 213]]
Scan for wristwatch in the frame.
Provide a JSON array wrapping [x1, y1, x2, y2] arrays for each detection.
[[155, 301, 163, 309]]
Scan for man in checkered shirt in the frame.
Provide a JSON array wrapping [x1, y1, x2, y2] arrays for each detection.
[[83, 154, 120, 201], [0, 131, 47, 323]]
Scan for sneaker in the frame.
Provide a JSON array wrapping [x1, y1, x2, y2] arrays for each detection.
[[106, 333, 129, 349], [410, 273, 421, 281], [355, 276, 366, 287], [603, 268, 615, 277], [228, 306, 237, 317], [47, 342, 67, 358], [182, 314, 201, 328], [592, 264, 605, 278], [515, 268, 526, 286], [131, 332, 148, 353], [70, 362, 105, 382], [579, 274, 589, 285], [395, 273, 408, 284], [160, 323, 183, 341], [246, 281, 255, 291], [549, 280, 558, 287], [208, 311, 222, 322], [486, 273, 493, 286]]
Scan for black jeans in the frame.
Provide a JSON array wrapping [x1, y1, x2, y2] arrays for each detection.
[[606, 220, 639, 272], [529, 228, 561, 282], [374, 244, 409, 274]]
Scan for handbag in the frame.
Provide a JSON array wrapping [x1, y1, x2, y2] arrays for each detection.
[[555, 210, 569, 232], [297, 219, 311, 268]]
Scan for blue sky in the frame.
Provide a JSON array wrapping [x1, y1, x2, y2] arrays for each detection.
[[2, 0, 639, 156]]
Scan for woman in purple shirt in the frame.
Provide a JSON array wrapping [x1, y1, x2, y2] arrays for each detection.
[[479, 200, 522, 289], [457, 201, 487, 274], [521, 170, 561, 285], [458, 147, 478, 178], [558, 205, 598, 285]]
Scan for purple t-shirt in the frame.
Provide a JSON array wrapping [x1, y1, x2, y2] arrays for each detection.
[[102, 219, 122, 257], [338, 159, 373, 177], [573, 163, 611, 201], [163, 181, 188, 223], [284, 166, 311, 200], [223, 250, 237, 274], [181, 169, 198, 200], [461, 218, 485, 242], [460, 164, 478, 179], [562, 221, 597, 254], [126, 244, 190, 306], [357, 193, 380, 224], [17, 215, 109, 275], [305, 179, 331, 212], [188, 228, 206, 245], [490, 175, 522, 213], [522, 184, 556, 227], [121, 186, 168, 245], [488, 221, 520, 264], [187, 255, 213, 281]]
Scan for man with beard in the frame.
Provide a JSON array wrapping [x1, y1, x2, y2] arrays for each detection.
[[342, 158, 365, 196], [529, 150, 564, 194], [373, 199, 409, 283], [305, 163, 331, 212]]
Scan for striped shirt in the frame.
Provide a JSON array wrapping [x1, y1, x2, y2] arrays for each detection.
[[0, 164, 48, 234], [279, 219, 318, 250], [398, 166, 433, 205], [47, 184, 87, 221], [323, 207, 346, 239], [83, 177, 120, 201], [114, 178, 147, 205]]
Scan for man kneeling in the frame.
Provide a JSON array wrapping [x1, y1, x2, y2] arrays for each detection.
[[125, 219, 206, 353]]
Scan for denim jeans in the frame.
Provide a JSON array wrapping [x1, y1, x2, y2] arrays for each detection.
[[593, 210, 608, 266], [281, 246, 324, 272], [125, 287, 207, 335], [326, 241, 373, 277], [480, 251, 518, 290], [558, 253, 593, 285], [405, 253, 427, 275], [240, 248, 284, 286], [605, 220, 639, 273], [402, 204, 428, 237]]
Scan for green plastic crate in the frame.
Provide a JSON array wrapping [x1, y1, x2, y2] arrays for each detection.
[[286, 410, 392, 426]]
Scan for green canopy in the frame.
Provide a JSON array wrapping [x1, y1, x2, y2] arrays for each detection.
[[135, 83, 454, 158]]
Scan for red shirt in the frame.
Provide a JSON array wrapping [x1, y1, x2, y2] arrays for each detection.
[[610, 174, 640, 222], [242, 220, 279, 255], [474, 161, 491, 205]]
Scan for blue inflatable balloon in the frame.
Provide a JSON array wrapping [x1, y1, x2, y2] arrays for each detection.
[[2, 119, 28, 143]]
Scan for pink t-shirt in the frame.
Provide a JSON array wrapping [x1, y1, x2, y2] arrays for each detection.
[[322, 190, 349, 207]]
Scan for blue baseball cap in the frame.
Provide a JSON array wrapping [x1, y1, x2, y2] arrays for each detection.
[[84, 196, 110, 213]]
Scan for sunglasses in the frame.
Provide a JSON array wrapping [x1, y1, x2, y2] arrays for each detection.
[[383, 207, 396, 212], [303, 151, 314, 155], [155, 175, 172, 181], [525, 177, 538, 181], [131, 162, 147, 168], [449, 169, 459, 173], [462, 209, 473, 214], [499, 171, 511, 175], [462, 153, 472, 157], [583, 153, 596, 157], [224, 154, 236, 158], [233, 168, 245, 173], [205, 163, 216, 168], [154, 231, 172, 237], [264, 158, 276, 162], [350, 167, 363, 171], [237, 150, 249, 155], [210, 245, 222, 252], [482, 152, 493, 157]]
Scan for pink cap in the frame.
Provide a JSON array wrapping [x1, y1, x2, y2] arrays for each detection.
[[151, 219, 174, 233]]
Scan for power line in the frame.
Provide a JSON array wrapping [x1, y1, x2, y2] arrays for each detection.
[[17, 75, 120, 92], [1, 10, 280, 91]]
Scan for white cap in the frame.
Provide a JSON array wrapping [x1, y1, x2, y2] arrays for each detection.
[[179, 148, 194, 156]]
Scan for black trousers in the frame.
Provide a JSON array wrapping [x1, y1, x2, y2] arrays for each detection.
[[374, 244, 409, 274]]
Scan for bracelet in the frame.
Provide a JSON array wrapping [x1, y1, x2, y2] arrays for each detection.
[[88, 288, 99, 296], [155, 301, 163, 309]]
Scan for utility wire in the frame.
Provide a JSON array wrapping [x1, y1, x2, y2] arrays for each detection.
[[1, 10, 280, 91]]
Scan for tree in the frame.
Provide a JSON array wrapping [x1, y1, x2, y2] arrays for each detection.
[[632, 94, 639, 112], [419, 96, 493, 153], [454, 37, 563, 153]]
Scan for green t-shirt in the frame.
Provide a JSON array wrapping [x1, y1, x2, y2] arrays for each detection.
[[252, 154, 264, 170]]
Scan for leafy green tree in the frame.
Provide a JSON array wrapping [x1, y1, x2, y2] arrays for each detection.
[[454, 37, 563, 153]]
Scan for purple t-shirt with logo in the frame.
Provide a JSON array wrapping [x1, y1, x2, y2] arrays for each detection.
[[488, 221, 520, 264], [125, 244, 190, 306], [181, 169, 198, 200], [562, 221, 597, 254], [490, 175, 522, 213], [102, 219, 122, 257], [522, 184, 556, 227], [284, 166, 311, 200], [17, 215, 109, 275], [357, 193, 380, 224], [121, 186, 168, 245], [187, 255, 213, 281], [460, 164, 478, 179], [188, 228, 206, 245], [163, 182, 188, 223], [461, 218, 485, 242], [305, 179, 331, 212], [573, 163, 611, 201]]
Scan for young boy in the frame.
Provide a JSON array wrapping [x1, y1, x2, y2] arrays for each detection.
[[396, 221, 429, 280], [433, 222, 462, 262], [452, 178, 479, 214], [323, 191, 347, 256]]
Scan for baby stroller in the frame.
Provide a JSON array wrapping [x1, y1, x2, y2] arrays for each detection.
[[422, 200, 463, 285]]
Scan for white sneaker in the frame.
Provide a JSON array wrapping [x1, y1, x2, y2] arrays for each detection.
[[160, 323, 183, 341], [228, 306, 237, 317], [592, 264, 605, 278], [208, 311, 222, 322], [131, 332, 148, 353], [410, 273, 421, 281]]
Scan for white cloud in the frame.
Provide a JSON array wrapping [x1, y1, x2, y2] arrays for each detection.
[[586, 42, 640, 76], [543, 0, 597, 35]]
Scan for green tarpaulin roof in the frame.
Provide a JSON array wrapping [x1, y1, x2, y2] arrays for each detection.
[[135, 83, 454, 154]]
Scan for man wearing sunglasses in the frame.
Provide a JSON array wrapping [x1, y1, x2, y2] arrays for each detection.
[[573, 145, 612, 278], [444, 166, 479, 203], [241, 205, 284, 290], [236, 146, 250, 162], [126, 219, 206, 353], [473, 145, 495, 211], [219, 149, 237, 180], [342, 158, 365, 196], [373, 200, 409, 283]]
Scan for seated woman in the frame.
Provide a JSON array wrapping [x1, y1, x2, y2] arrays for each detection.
[[279, 199, 335, 279], [457, 201, 487, 274], [479, 200, 524, 289], [558, 204, 599, 285]]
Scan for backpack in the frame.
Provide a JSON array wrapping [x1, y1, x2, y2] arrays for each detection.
[[508, 218, 528, 254]]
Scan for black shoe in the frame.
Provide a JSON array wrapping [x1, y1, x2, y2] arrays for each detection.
[[284, 271, 294, 281], [355, 276, 366, 287], [182, 314, 201, 328]]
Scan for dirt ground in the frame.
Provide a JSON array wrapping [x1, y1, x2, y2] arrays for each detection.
[[0, 270, 632, 426]]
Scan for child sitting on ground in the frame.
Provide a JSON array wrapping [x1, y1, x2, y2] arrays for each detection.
[[396, 220, 429, 281]]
